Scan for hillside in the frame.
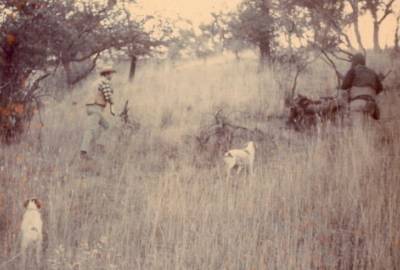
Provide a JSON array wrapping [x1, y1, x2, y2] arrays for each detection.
[[1, 53, 400, 270]]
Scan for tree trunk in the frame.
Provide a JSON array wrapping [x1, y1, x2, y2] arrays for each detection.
[[234, 50, 241, 61], [259, 0, 272, 66], [62, 59, 74, 86], [354, 20, 365, 53], [0, 37, 34, 143], [351, 0, 366, 53], [129, 55, 137, 82], [0, 37, 17, 103], [395, 15, 400, 52], [259, 39, 271, 64], [373, 20, 381, 52]]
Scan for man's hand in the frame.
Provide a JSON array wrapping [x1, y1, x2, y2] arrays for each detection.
[[110, 105, 116, 116]]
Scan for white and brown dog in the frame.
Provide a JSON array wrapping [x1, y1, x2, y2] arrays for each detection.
[[20, 198, 43, 267], [224, 141, 255, 179]]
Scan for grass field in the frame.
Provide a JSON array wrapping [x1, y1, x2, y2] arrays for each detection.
[[1, 52, 400, 269]]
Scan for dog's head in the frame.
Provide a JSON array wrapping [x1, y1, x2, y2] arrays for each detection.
[[245, 141, 256, 153], [224, 151, 232, 158], [23, 198, 42, 210]]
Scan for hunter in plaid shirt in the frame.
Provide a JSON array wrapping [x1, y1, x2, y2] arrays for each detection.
[[80, 66, 116, 159], [87, 71, 115, 108]]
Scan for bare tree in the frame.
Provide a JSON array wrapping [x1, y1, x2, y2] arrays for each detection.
[[361, 0, 396, 52], [348, 0, 366, 53]]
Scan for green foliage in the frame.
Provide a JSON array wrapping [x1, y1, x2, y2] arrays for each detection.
[[232, 0, 274, 60], [235, 0, 273, 45], [224, 0, 357, 62], [293, 0, 354, 49], [160, 18, 216, 60]]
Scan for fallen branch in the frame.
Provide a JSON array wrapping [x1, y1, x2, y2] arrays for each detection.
[[119, 100, 130, 123], [118, 99, 140, 132], [196, 109, 266, 160]]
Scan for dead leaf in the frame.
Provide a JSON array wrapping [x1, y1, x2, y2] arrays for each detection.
[[6, 33, 16, 46], [13, 104, 24, 115]]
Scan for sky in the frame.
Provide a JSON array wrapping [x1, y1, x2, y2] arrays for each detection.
[[132, 0, 241, 24], [130, 0, 399, 49]]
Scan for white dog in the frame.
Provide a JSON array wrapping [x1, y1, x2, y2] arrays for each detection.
[[224, 141, 255, 179], [20, 198, 43, 267]]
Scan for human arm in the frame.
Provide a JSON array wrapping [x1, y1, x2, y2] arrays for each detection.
[[375, 75, 383, 95], [341, 68, 355, 90]]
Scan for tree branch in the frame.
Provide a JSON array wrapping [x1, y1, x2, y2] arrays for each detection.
[[291, 67, 301, 99], [331, 51, 352, 62], [337, 47, 354, 58], [378, 0, 395, 24], [70, 53, 100, 85], [24, 72, 51, 101], [320, 49, 344, 87], [71, 47, 105, 62], [339, 32, 355, 49]]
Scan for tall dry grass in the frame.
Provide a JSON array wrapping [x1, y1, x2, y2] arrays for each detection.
[[0, 53, 399, 270]]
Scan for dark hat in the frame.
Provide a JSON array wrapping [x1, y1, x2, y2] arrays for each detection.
[[351, 53, 366, 66]]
